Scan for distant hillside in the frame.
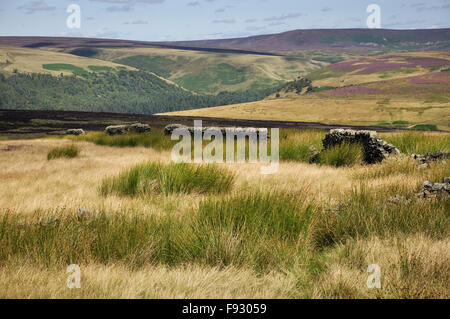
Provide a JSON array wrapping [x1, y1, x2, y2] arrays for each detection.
[[1, 29, 449, 55], [0, 45, 284, 114], [1, 30, 449, 117], [91, 47, 324, 94], [0, 69, 282, 114], [0, 46, 134, 76], [306, 51, 450, 100], [160, 29, 450, 53], [163, 50, 450, 130]]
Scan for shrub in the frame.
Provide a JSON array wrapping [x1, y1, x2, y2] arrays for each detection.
[[318, 142, 363, 167], [100, 162, 235, 196], [47, 144, 79, 160]]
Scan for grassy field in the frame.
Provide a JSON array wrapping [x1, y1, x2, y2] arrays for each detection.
[[0, 129, 449, 298], [0, 46, 133, 76], [161, 97, 450, 131]]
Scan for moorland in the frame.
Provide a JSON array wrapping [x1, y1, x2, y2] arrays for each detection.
[[0, 28, 449, 298]]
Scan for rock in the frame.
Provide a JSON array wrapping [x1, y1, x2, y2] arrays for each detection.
[[164, 124, 270, 138], [105, 123, 151, 135], [105, 125, 128, 135], [412, 151, 449, 166], [65, 129, 85, 136], [416, 177, 450, 198], [322, 128, 401, 164], [387, 194, 411, 205], [309, 145, 320, 163], [128, 123, 151, 134], [422, 180, 433, 189], [164, 124, 188, 135]]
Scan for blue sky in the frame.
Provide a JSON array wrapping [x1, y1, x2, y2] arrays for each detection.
[[0, 0, 449, 41]]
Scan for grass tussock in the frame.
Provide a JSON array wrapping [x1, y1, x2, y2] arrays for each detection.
[[3, 129, 450, 298], [1, 184, 449, 297], [318, 142, 364, 167], [100, 162, 235, 196], [279, 129, 324, 162], [67, 130, 176, 151], [47, 144, 79, 160], [0, 191, 313, 273], [309, 235, 450, 299], [312, 185, 450, 250], [354, 155, 450, 183], [188, 192, 314, 271], [382, 131, 450, 154]]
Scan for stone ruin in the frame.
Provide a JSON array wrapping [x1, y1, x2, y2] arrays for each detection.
[[388, 177, 450, 204], [164, 124, 270, 138], [416, 177, 450, 199], [164, 124, 187, 136], [322, 128, 400, 164], [105, 123, 151, 135], [412, 151, 450, 166]]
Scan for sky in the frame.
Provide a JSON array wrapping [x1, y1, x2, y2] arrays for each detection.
[[0, 0, 449, 41]]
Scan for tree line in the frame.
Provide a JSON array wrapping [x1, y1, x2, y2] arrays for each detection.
[[0, 70, 282, 114]]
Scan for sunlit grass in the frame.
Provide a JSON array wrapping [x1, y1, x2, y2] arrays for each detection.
[[100, 162, 235, 196], [47, 144, 79, 160]]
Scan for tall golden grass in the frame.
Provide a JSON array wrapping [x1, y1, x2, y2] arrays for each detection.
[[0, 129, 449, 298]]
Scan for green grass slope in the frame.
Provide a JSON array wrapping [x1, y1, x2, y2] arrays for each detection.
[[89, 47, 327, 94]]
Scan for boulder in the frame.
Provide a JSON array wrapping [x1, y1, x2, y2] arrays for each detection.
[[308, 145, 320, 163], [65, 129, 85, 136], [164, 124, 270, 138], [322, 128, 400, 164], [128, 123, 151, 133], [105, 125, 128, 135], [164, 124, 188, 136]]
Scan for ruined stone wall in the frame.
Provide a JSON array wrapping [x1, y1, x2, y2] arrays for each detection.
[[322, 129, 400, 164]]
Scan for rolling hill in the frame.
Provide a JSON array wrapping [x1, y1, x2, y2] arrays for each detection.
[[0, 45, 134, 76], [158, 28, 450, 53], [162, 51, 450, 131], [1, 29, 449, 122], [0, 45, 282, 114], [1, 28, 449, 54], [91, 47, 325, 94]]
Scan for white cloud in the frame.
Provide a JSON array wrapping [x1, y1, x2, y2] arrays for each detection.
[[17, 1, 56, 14]]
